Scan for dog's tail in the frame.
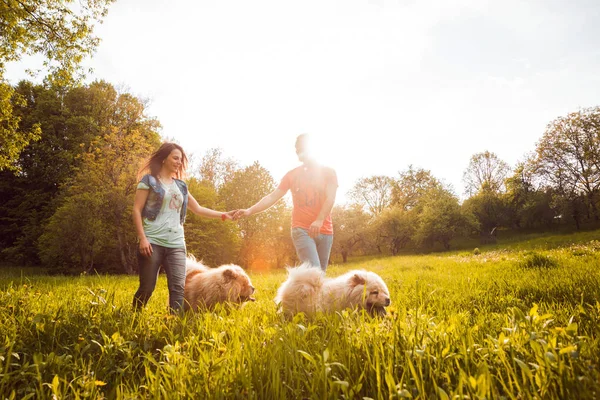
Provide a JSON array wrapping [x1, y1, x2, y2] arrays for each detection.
[[275, 262, 324, 304], [185, 254, 209, 281], [286, 262, 325, 285]]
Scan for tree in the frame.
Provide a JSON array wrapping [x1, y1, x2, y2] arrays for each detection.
[[415, 188, 475, 250], [0, 0, 115, 170], [463, 151, 510, 196], [462, 190, 507, 243], [219, 162, 280, 238], [0, 81, 111, 264], [196, 148, 239, 190], [38, 82, 161, 273], [1, 0, 114, 83], [372, 206, 418, 255], [549, 189, 587, 230], [502, 161, 555, 229], [38, 188, 110, 272], [331, 205, 370, 262], [348, 175, 394, 215], [532, 107, 600, 221], [392, 166, 441, 211], [389, 167, 473, 251], [267, 205, 296, 269], [184, 177, 242, 267], [503, 162, 534, 228], [0, 83, 41, 172], [218, 161, 293, 270]]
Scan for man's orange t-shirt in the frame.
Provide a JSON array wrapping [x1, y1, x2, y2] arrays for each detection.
[[278, 164, 338, 235]]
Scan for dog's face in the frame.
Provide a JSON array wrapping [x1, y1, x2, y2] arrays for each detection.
[[350, 272, 391, 316], [222, 266, 256, 303]]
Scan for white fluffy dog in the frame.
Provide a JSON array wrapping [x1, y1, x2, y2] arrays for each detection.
[[184, 255, 255, 311], [275, 264, 391, 317]]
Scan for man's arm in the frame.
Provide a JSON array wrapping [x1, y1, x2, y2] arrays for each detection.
[[308, 181, 337, 238], [233, 188, 287, 219]]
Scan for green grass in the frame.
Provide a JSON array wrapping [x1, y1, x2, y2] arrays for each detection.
[[459, 225, 599, 252], [1, 233, 600, 399]]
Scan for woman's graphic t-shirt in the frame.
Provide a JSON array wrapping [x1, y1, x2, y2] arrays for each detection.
[[137, 179, 185, 248]]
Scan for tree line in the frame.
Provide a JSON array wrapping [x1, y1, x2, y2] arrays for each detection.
[[0, 80, 287, 272], [334, 107, 600, 261], [0, 79, 598, 273], [1, 0, 598, 273]]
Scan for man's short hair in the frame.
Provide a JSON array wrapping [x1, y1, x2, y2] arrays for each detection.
[[295, 133, 309, 148]]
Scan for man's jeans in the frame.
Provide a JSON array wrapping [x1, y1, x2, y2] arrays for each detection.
[[133, 244, 186, 313], [291, 227, 333, 271]]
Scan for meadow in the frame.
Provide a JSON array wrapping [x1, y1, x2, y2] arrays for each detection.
[[1, 231, 600, 399]]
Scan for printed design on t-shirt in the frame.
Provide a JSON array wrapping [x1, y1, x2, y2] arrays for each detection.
[[168, 188, 183, 211], [292, 169, 325, 208], [145, 191, 162, 211]]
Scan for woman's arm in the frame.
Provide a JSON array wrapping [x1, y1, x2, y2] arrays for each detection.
[[187, 193, 236, 220], [133, 188, 153, 257], [233, 188, 287, 219]]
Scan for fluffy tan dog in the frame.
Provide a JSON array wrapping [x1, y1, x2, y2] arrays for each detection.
[[275, 264, 391, 317], [184, 256, 255, 311]]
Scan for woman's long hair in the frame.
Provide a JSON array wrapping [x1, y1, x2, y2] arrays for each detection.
[[138, 142, 188, 180]]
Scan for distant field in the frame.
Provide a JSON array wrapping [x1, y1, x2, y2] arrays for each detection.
[[1, 231, 599, 399]]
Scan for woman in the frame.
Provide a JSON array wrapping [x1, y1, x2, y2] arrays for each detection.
[[132, 142, 234, 313]]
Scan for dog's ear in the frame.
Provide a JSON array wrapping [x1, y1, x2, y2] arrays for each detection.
[[350, 273, 366, 287], [223, 268, 239, 281]]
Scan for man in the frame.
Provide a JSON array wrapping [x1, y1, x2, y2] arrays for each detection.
[[233, 134, 338, 270]]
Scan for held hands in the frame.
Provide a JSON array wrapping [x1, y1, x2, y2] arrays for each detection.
[[232, 209, 251, 220], [309, 219, 324, 238], [221, 210, 238, 221]]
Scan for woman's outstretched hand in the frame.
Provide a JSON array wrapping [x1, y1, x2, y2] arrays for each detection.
[[221, 210, 238, 221]]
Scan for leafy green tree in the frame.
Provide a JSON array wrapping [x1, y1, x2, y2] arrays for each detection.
[[503, 162, 555, 229], [184, 177, 242, 266], [0, 81, 109, 264], [0, 83, 41, 172], [372, 206, 418, 255], [503, 162, 534, 229], [415, 188, 476, 250], [196, 148, 238, 191], [392, 166, 441, 211], [463, 151, 510, 196], [39, 83, 160, 273], [462, 190, 507, 243], [348, 175, 393, 215], [38, 187, 109, 272], [331, 204, 370, 262], [1, 0, 115, 170], [1, 0, 114, 83], [219, 162, 280, 239], [549, 190, 588, 230], [532, 107, 600, 221], [219, 161, 293, 269], [267, 205, 295, 269]]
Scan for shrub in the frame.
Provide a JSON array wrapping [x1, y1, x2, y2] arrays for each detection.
[[519, 252, 558, 269]]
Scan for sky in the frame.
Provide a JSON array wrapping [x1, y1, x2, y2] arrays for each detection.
[[5, 0, 600, 203]]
